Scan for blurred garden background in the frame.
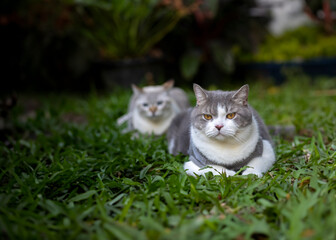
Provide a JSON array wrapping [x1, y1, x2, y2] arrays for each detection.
[[1, 0, 336, 239], [1, 0, 336, 93]]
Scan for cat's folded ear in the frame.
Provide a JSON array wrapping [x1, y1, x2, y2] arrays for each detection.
[[131, 84, 143, 95], [163, 79, 175, 90], [232, 84, 249, 106], [193, 84, 208, 106]]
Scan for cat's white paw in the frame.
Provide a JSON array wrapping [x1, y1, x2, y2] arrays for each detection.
[[225, 169, 236, 177], [242, 168, 263, 178], [184, 161, 200, 176], [184, 161, 238, 177], [184, 161, 221, 176], [117, 113, 131, 126]]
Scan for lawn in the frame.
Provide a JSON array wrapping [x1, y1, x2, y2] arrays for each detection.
[[1, 74, 336, 240]]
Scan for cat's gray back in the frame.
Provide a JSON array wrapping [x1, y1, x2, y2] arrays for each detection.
[[250, 107, 273, 144], [169, 88, 190, 110], [167, 108, 192, 155]]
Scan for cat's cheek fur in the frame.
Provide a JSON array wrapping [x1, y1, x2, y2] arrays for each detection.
[[204, 122, 218, 137], [220, 121, 239, 138], [242, 140, 275, 177], [133, 110, 175, 135]]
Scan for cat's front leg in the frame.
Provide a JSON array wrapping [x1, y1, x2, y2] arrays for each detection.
[[241, 167, 263, 178], [117, 113, 132, 126], [184, 160, 236, 177], [224, 169, 236, 177], [242, 140, 276, 178]]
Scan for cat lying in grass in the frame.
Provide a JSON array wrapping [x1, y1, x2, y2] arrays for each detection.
[[167, 84, 276, 177], [117, 80, 190, 135]]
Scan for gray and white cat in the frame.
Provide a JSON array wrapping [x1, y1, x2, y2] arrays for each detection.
[[167, 84, 276, 177], [117, 80, 190, 135]]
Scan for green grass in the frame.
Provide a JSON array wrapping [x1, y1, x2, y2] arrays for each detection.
[[1, 75, 336, 240]]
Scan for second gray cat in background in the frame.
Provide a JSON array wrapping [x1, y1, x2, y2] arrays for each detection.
[[117, 80, 190, 135]]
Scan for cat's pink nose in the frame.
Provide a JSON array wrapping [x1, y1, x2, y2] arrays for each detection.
[[215, 125, 223, 130], [149, 106, 158, 113]]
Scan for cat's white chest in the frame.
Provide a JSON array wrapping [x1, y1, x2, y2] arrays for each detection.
[[132, 111, 175, 135]]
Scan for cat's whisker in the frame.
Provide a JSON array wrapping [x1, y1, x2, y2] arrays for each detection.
[[230, 135, 245, 144], [221, 129, 246, 144], [205, 129, 217, 137], [206, 132, 218, 138]]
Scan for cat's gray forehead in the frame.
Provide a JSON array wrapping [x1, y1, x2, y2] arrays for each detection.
[[137, 91, 167, 102], [207, 90, 234, 102], [201, 90, 237, 111]]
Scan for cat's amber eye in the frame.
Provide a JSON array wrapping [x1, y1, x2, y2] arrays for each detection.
[[226, 113, 236, 119], [203, 114, 213, 120]]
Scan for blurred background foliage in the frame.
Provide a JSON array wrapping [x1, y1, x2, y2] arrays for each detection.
[[234, 26, 336, 62], [161, 0, 270, 81], [75, 0, 198, 59], [234, 0, 336, 62], [1, 0, 95, 92], [1, 0, 336, 92], [0, 0, 269, 91]]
